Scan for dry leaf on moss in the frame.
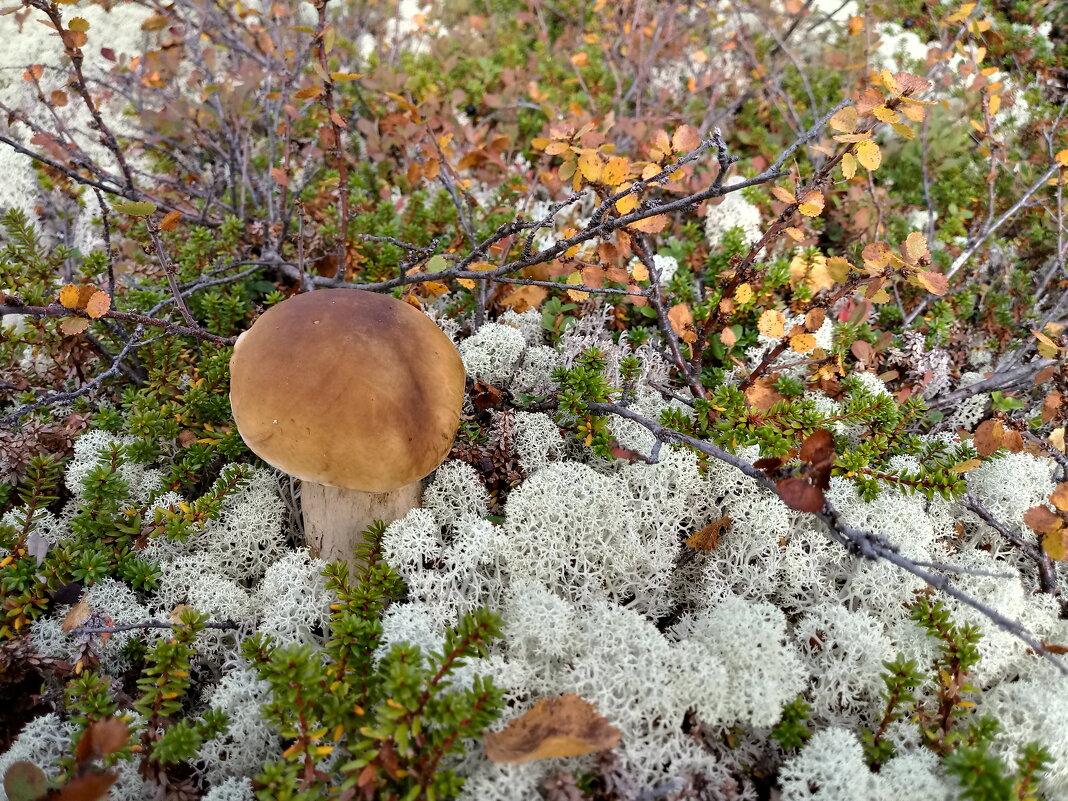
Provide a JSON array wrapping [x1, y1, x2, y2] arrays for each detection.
[[484, 695, 621, 764]]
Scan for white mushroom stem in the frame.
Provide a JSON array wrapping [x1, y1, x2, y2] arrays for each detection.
[[300, 480, 422, 565]]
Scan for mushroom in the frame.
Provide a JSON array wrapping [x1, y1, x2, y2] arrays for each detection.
[[228, 288, 466, 564]]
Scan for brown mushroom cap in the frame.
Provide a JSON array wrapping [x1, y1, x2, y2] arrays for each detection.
[[229, 289, 466, 493]]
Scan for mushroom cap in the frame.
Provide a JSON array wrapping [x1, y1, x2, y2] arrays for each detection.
[[229, 289, 466, 493]]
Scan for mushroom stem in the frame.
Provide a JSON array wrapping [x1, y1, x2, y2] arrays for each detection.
[[301, 480, 422, 564]]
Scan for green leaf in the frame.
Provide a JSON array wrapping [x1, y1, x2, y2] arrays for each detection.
[[112, 201, 157, 216]]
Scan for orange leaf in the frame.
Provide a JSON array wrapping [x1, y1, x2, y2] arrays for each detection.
[[1024, 505, 1064, 535], [60, 318, 89, 336], [159, 210, 182, 231], [578, 152, 602, 182], [671, 124, 701, 153], [85, 291, 110, 319], [913, 269, 947, 295], [668, 303, 696, 343], [484, 695, 621, 763], [790, 333, 816, 353], [758, 309, 785, 338], [772, 186, 796, 204], [628, 214, 669, 234], [685, 516, 731, 550]]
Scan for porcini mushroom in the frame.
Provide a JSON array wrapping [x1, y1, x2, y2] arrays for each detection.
[[229, 288, 466, 564]]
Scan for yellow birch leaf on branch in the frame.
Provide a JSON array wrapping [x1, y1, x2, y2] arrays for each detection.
[[59, 285, 82, 309], [566, 271, 588, 301], [901, 103, 926, 122], [905, 231, 928, 262], [641, 162, 661, 180], [841, 152, 857, 179], [601, 156, 629, 186], [891, 122, 916, 139], [798, 191, 825, 217], [734, 283, 754, 304], [828, 106, 858, 133], [544, 141, 571, 156], [578, 152, 602, 182], [1055, 149, 1068, 167], [293, 85, 322, 100], [790, 333, 817, 353], [631, 261, 649, 282], [855, 140, 881, 170], [68, 16, 89, 30], [872, 105, 900, 123], [85, 291, 110, 319]]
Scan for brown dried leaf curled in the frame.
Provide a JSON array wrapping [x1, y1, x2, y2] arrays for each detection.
[[484, 695, 621, 764], [685, 516, 731, 551], [777, 476, 825, 513]]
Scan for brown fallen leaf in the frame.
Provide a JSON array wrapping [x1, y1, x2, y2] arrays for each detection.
[[484, 695, 621, 764], [685, 516, 731, 551]]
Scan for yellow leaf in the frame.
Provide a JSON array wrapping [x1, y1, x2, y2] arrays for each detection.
[[891, 122, 916, 140], [988, 94, 1001, 115], [570, 51, 589, 67], [602, 156, 629, 186], [826, 256, 852, 283], [734, 283, 754, 304], [68, 16, 89, 30], [565, 271, 588, 301], [60, 318, 89, 335], [905, 232, 928, 262], [798, 191, 825, 217], [59, 285, 82, 309], [1055, 149, 1068, 167], [879, 69, 899, 96], [544, 141, 572, 156], [85, 291, 110, 319], [945, 2, 976, 23], [1033, 329, 1061, 359], [848, 15, 864, 34], [631, 261, 649, 282], [772, 186, 796, 204], [872, 105, 900, 123], [833, 133, 875, 143], [578, 152, 602, 182], [841, 152, 857, 180], [949, 459, 982, 473], [790, 333, 816, 353], [758, 309, 785, 338], [641, 162, 661, 180], [329, 71, 364, 82], [828, 106, 859, 133], [293, 85, 322, 100], [531, 137, 551, 151], [784, 226, 806, 241], [901, 104, 926, 123], [855, 140, 881, 171], [615, 189, 639, 215]]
